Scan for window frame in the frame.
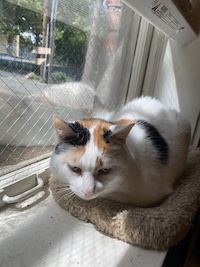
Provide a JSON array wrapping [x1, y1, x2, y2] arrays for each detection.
[[125, 17, 154, 101]]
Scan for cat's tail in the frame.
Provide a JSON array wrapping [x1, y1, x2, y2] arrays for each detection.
[[169, 109, 191, 141], [93, 110, 115, 121], [167, 109, 191, 182]]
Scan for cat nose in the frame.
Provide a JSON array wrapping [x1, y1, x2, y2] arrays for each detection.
[[82, 186, 95, 197], [84, 191, 94, 197]]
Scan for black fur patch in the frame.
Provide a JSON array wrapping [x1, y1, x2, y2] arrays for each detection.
[[103, 129, 112, 143], [55, 122, 90, 154], [136, 120, 169, 164]]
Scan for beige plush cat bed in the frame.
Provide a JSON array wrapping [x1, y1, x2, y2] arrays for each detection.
[[49, 148, 200, 250]]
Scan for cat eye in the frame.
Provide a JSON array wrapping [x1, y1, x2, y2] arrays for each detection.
[[68, 164, 82, 174], [98, 168, 111, 175]]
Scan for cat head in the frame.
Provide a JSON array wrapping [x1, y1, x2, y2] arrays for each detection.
[[50, 115, 134, 201]]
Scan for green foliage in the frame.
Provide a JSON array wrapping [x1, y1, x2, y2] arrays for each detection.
[[0, 0, 43, 46], [0, 1, 19, 43], [32, 73, 40, 80], [15, 5, 43, 46], [0, 0, 91, 78], [54, 21, 88, 70], [27, 72, 40, 80], [19, 35, 34, 52], [51, 71, 72, 84]]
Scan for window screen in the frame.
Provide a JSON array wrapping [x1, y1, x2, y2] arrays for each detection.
[[0, 0, 139, 170]]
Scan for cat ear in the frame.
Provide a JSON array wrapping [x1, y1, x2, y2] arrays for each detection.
[[53, 115, 76, 141], [110, 123, 135, 146]]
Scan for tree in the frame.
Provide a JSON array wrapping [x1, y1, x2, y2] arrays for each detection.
[[15, 4, 43, 47], [0, 0, 94, 81], [0, 1, 19, 49], [54, 21, 88, 73], [0, 0, 43, 53]]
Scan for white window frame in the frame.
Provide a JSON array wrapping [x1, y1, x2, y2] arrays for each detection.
[[125, 17, 154, 101], [142, 28, 167, 97], [142, 28, 200, 147]]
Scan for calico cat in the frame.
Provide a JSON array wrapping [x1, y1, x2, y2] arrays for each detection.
[[50, 96, 191, 207]]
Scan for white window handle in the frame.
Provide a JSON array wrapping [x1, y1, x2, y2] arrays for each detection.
[[2, 174, 44, 204]]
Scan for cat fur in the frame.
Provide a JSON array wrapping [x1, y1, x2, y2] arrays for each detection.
[[50, 96, 191, 206]]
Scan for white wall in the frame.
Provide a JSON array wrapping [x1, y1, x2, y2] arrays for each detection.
[[153, 4, 200, 145]]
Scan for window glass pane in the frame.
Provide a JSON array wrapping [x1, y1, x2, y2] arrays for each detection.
[[0, 0, 137, 169]]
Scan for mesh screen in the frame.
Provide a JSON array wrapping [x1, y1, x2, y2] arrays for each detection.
[[0, 0, 136, 169]]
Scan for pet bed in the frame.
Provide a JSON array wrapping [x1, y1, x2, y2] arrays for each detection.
[[49, 147, 200, 250]]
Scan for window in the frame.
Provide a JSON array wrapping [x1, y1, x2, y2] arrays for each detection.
[[0, 0, 153, 194]]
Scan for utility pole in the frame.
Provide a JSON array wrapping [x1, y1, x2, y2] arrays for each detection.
[[40, 0, 57, 84]]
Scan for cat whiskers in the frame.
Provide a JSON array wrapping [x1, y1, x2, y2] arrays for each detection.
[[104, 191, 120, 201], [65, 191, 76, 202], [57, 186, 76, 202]]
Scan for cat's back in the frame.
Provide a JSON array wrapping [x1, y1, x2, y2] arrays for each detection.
[[113, 96, 190, 136], [95, 96, 191, 205], [116, 96, 190, 171], [97, 96, 191, 157], [113, 96, 170, 121]]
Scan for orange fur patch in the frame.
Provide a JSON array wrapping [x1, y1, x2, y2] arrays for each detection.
[[81, 119, 112, 152], [96, 156, 104, 167], [93, 120, 112, 152], [61, 146, 86, 163], [80, 119, 97, 129]]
